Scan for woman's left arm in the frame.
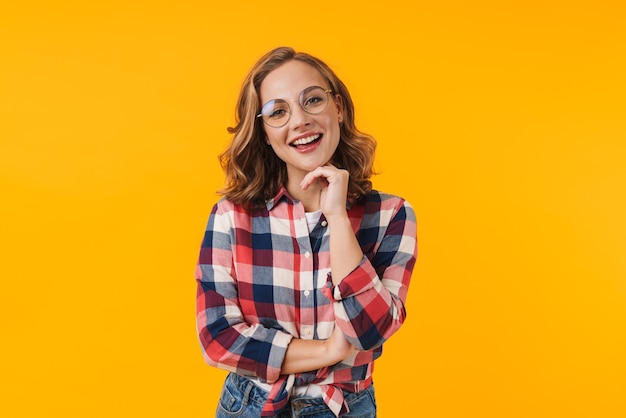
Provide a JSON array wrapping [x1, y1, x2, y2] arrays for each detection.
[[327, 198, 417, 351], [301, 166, 418, 351]]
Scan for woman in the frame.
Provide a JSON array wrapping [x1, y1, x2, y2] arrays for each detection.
[[196, 46, 417, 417]]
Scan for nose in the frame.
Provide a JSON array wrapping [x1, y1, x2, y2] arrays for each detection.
[[289, 103, 312, 129]]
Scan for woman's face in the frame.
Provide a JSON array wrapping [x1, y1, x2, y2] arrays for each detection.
[[259, 60, 343, 182]]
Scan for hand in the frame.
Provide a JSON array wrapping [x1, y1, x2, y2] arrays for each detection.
[[300, 164, 349, 219]]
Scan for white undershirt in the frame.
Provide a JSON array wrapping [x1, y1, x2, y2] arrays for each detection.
[[305, 210, 322, 233]]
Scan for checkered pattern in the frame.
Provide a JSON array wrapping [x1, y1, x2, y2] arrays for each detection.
[[196, 187, 417, 416]]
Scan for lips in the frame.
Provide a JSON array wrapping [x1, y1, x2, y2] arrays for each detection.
[[290, 133, 322, 147]]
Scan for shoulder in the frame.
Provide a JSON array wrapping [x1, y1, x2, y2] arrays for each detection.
[[211, 197, 232, 212], [206, 198, 253, 230], [209, 197, 273, 228], [359, 190, 414, 216], [352, 191, 417, 244], [211, 197, 256, 216], [354, 191, 416, 230]]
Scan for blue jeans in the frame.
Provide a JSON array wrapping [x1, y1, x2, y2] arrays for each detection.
[[216, 373, 376, 418]]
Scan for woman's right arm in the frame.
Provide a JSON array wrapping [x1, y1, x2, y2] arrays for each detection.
[[196, 202, 352, 383], [281, 325, 354, 375]]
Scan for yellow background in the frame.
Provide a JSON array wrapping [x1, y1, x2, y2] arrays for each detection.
[[1, 1, 625, 417]]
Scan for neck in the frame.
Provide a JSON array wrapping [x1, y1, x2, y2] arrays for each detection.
[[286, 176, 321, 212]]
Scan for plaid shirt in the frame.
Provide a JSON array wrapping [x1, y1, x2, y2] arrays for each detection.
[[196, 187, 417, 416]]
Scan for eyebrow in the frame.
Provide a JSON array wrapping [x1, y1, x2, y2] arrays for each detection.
[[262, 85, 329, 104]]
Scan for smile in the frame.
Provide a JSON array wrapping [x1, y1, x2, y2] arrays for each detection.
[[290, 134, 321, 147]]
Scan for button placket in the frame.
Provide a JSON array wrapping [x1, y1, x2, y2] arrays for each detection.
[[293, 202, 316, 340]]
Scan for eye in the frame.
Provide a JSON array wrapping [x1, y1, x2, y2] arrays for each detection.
[[268, 108, 287, 119], [303, 94, 326, 109], [304, 95, 324, 106], [262, 100, 289, 119]]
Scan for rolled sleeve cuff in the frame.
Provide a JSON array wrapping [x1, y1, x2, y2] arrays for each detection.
[[262, 330, 294, 383], [322, 255, 378, 301]]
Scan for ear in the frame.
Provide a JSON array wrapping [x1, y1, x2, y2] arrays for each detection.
[[334, 94, 344, 123]]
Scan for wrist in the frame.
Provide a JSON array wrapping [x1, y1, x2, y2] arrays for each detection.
[[324, 212, 351, 227]]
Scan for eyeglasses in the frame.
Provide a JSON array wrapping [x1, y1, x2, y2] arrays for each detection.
[[257, 86, 333, 128]]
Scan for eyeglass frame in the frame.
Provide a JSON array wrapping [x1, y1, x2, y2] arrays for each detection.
[[256, 86, 334, 128]]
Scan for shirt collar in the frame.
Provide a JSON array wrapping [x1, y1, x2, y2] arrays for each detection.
[[265, 186, 355, 212], [265, 186, 290, 211]]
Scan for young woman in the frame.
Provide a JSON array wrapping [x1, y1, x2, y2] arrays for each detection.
[[196, 47, 417, 417]]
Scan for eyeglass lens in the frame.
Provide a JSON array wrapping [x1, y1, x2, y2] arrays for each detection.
[[260, 86, 330, 127]]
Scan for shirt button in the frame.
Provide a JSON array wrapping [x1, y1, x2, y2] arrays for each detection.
[[304, 290, 310, 297], [304, 251, 310, 258], [321, 220, 328, 227]]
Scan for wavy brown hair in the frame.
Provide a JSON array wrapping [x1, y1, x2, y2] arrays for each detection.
[[219, 46, 376, 210]]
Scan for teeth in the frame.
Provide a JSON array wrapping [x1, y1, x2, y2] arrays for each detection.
[[291, 134, 320, 146]]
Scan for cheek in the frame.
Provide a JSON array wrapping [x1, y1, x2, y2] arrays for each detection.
[[265, 129, 283, 146], [326, 115, 342, 134]]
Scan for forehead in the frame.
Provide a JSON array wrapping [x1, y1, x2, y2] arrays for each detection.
[[259, 60, 327, 103]]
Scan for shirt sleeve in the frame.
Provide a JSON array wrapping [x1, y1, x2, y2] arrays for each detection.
[[195, 201, 293, 383], [323, 198, 417, 351]]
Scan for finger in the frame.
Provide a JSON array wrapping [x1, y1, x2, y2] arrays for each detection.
[[299, 172, 319, 190], [300, 166, 335, 189]]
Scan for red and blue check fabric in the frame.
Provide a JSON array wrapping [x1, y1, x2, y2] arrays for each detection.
[[196, 187, 417, 416]]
